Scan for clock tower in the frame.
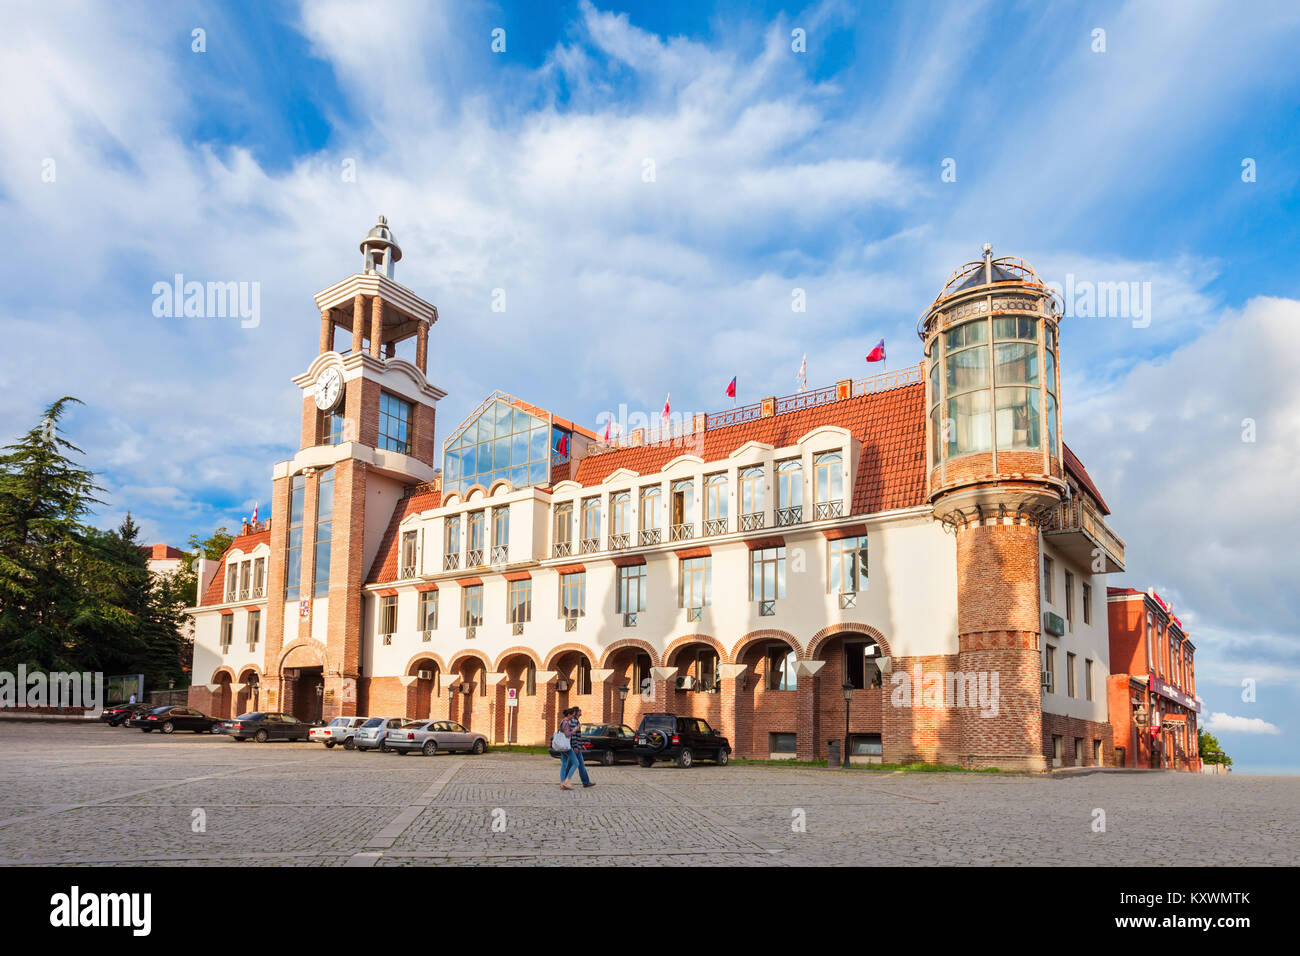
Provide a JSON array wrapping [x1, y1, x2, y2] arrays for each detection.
[[262, 216, 446, 721]]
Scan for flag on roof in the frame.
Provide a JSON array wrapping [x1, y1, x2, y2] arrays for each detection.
[[661, 393, 671, 425], [866, 339, 886, 363], [796, 354, 807, 392], [725, 376, 736, 398]]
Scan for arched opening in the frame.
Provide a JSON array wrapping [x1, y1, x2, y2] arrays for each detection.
[[497, 653, 543, 745], [552, 650, 595, 723], [667, 641, 722, 726], [449, 657, 488, 732], [605, 646, 654, 730], [737, 639, 799, 760], [235, 669, 260, 715], [211, 672, 233, 719], [814, 632, 885, 765], [407, 658, 440, 720]]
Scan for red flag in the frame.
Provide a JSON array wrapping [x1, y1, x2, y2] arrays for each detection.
[[603, 419, 611, 442], [661, 393, 671, 425], [725, 376, 736, 398], [866, 339, 886, 363], [557, 434, 568, 456]]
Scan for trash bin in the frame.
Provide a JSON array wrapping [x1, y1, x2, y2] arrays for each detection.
[[827, 739, 841, 768]]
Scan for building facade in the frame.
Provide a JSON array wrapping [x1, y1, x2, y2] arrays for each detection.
[[187, 224, 1126, 769], [1107, 587, 1202, 770]]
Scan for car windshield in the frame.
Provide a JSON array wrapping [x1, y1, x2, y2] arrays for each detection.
[[360, 717, 384, 728], [235, 713, 262, 720], [640, 715, 675, 730], [329, 717, 351, 727], [147, 706, 172, 714], [399, 720, 424, 728], [579, 724, 606, 735]]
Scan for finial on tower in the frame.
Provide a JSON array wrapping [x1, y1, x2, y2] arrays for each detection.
[[983, 242, 992, 284], [360, 215, 403, 278]]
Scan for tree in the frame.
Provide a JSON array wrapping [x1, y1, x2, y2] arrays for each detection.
[[1198, 729, 1232, 767]]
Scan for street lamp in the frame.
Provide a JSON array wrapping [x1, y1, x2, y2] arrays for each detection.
[[841, 683, 853, 770], [618, 683, 630, 726]]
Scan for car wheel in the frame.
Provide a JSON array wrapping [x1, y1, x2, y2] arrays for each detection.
[[343, 737, 356, 751], [471, 739, 486, 755], [394, 749, 406, 756], [380, 742, 391, 753], [637, 756, 653, 768], [716, 748, 731, 766], [675, 747, 694, 769], [254, 729, 269, 743], [422, 740, 437, 757], [324, 740, 335, 749], [161, 721, 175, 734], [601, 750, 616, 767], [232, 737, 246, 742]]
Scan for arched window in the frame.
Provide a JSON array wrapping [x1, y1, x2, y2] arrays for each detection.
[[814, 452, 843, 518]]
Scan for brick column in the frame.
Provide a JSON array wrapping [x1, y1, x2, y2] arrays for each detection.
[[485, 672, 507, 744], [322, 459, 369, 719], [590, 669, 615, 723], [351, 293, 366, 353], [537, 671, 558, 739], [415, 320, 429, 373], [263, 474, 291, 678], [719, 663, 747, 755], [795, 660, 826, 761], [296, 474, 319, 643], [319, 308, 334, 354], [369, 295, 383, 358]]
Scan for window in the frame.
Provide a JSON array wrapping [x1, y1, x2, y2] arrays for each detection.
[[225, 563, 238, 602], [683, 648, 719, 692], [813, 452, 843, 517], [252, 557, 265, 597], [1093, 739, 1103, 763], [491, 506, 509, 562], [220, 615, 233, 650], [1046, 340, 1059, 458], [1045, 644, 1057, 693], [573, 658, 592, 696], [944, 320, 991, 456], [1074, 738, 1084, 763], [239, 560, 251, 600], [829, 535, 868, 594], [379, 595, 397, 636], [639, 486, 661, 534], [739, 467, 764, 522], [1064, 570, 1074, 631], [610, 492, 631, 545], [844, 641, 882, 689], [322, 409, 346, 446], [776, 459, 803, 523], [400, 529, 419, 578], [1082, 582, 1092, 624], [770, 732, 797, 754], [467, 510, 486, 563], [617, 564, 647, 614], [443, 399, 551, 494], [581, 497, 601, 550], [378, 392, 413, 454], [1066, 652, 1077, 698], [993, 319, 1040, 451], [1085, 658, 1094, 701], [560, 572, 585, 618], [679, 556, 711, 609], [1051, 734, 1063, 767], [313, 466, 334, 598], [461, 585, 483, 627], [284, 474, 305, 600], [553, 502, 572, 554], [704, 473, 728, 532], [1042, 555, 1054, 603], [670, 479, 694, 536], [1145, 612, 1154, 668], [767, 646, 797, 690], [749, 546, 786, 608], [850, 734, 882, 757], [418, 590, 438, 632], [525, 661, 537, 696], [247, 609, 260, 648], [507, 579, 531, 625], [633, 653, 653, 695], [444, 515, 461, 564]]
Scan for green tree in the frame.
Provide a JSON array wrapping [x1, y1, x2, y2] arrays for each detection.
[[1198, 729, 1232, 767]]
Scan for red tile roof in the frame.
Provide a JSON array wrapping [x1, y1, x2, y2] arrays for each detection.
[[365, 486, 443, 586], [1063, 442, 1110, 515], [200, 528, 272, 606], [572, 383, 927, 517], [141, 543, 184, 560]]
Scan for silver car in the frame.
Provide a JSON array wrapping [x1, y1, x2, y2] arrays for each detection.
[[387, 719, 488, 756], [353, 716, 406, 752], [309, 716, 368, 749]]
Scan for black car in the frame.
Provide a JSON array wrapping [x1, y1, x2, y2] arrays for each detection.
[[549, 723, 638, 766], [127, 705, 221, 734], [219, 712, 315, 743], [101, 702, 151, 726], [633, 713, 731, 768]]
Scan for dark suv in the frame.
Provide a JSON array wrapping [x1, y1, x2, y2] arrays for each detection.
[[633, 713, 731, 768]]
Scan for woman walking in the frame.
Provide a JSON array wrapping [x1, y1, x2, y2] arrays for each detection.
[[557, 707, 594, 790]]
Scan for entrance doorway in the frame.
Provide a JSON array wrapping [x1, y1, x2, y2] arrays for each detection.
[[289, 667, 323, 723]]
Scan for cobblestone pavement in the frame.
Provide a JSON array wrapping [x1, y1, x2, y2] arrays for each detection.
[[1, 723, 1295, 866]]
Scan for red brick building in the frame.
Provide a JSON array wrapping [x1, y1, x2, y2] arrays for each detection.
[[1107, 587, 1201, 770], [187, 228, 1126, 770]]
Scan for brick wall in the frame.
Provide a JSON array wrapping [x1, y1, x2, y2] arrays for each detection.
[[1041, 711, 1114, 767]]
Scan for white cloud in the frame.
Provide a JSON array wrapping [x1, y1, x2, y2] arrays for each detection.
[[1205, 712, 1281, 736]]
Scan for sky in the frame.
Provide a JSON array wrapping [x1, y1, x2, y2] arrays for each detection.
[[1, 0, 1298, 772]]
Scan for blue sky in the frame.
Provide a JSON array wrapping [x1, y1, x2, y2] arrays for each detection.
[[1, 0, 1298, 772]]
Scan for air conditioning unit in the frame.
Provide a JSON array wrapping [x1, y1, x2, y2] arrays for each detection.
[[1041, 670, 1053, 691], [676, 675, 697, 691], [556, 680, 569, 692], [417, 669, 434, 681], [459, 682, 473, 694]]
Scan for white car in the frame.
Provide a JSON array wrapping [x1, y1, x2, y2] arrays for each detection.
[[309, 716, 368, 749], [353, 716, 406, 752]]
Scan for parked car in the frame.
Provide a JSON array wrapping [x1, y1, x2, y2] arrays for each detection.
[[386, 719, 488, 756], [101, 702, 151, 727], [549, 723, 638, 766], [218, 712, 315, 743], [128, 705, 222, 735], [633, 713, 731, 768], [353, 716, 406, 752], [309, 716, 368, 749]]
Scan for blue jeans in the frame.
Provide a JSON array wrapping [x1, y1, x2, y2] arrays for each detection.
[[560, 745, 591, 785]]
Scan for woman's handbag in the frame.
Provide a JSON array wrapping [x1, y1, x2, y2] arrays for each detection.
[[551, 729, 571, 752]]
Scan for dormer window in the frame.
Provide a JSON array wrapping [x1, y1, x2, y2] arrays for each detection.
[[776, 459, 803, 525], [814, 451, 844, 519], [739, 467, 765, 530], [610, 492, 631, 549], [670, 479, 695, 540], [704, 474, 728, 535]]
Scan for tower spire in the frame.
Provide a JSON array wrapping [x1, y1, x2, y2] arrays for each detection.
[[360, 215, 402, 278]]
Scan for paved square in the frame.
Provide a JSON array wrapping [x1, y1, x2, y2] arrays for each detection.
[[0, 724, 1294, 866]]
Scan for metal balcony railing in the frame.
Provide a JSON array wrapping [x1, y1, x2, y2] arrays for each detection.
[[400, 564, 416, 579], [776, 506, 802, 526], [703, 518, 727, 536], [553, 540, 573, 557], [814, 501, 844, 520], [466, 548, 484, 565], [443, 553, 459, 571], [670, 523, 694, 541], [609, 533, 631, 551], [740, 512, 764, 531], [580, 537, 600, 554], [1042, 497, 1126, 572], [639, 528, 661, 545]]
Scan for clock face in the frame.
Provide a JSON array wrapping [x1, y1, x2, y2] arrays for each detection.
[[314, 367, 343, 411]]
